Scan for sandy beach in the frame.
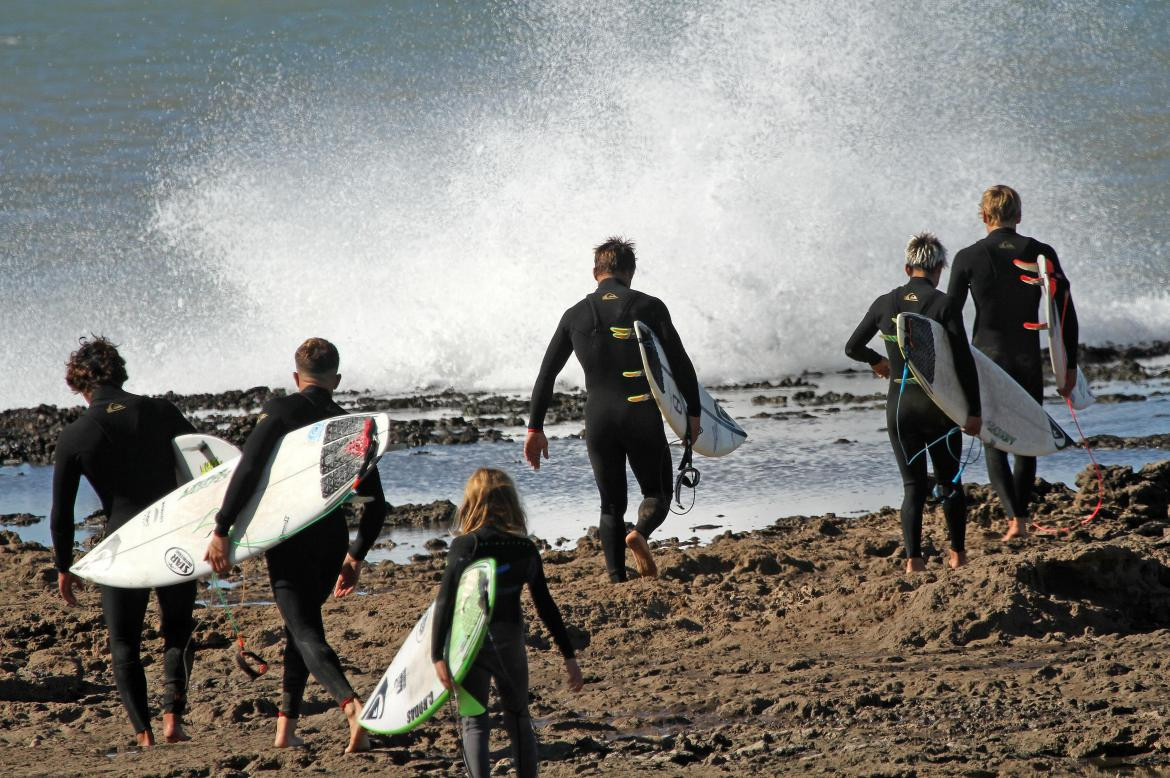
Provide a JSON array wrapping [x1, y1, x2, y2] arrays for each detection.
[[2, 458, 1169, 776]]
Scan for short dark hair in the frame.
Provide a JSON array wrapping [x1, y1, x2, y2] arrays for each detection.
[[295, 337, 340, 376], [65, 336, 128, 394], [593, 236, 637, 277]]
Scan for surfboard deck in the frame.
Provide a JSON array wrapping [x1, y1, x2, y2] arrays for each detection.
[[71, 412, 393, 588], [633, 320, 746, 457], [360, 557, 497, 734], [896, 313, 1075, 456]]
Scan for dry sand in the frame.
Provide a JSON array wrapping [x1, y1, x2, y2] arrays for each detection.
[[2, 461, 1170, 776]]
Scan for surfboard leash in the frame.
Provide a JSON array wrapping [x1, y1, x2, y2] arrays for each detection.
[[208, 572, 269, 679], [1032, 396, 1106, 536]]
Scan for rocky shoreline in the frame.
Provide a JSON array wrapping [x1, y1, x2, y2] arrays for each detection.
[[1, 461, 1169, 776], [3, 339, 1167, 467]]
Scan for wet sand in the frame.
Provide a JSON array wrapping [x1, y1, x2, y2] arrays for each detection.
[[2, 460, 1170, 776]]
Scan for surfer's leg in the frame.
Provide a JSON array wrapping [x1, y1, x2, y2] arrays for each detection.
[[985, 445, 1027, 538], [458, 655, 494, 778], [155, 580, 196, 742], [101, 584, 154, 739], [586, 427, 630, 582], [888, 405, 929, 568], [930, 440, 968, 568], [487, 623, 537, 778], [628, 423, 671, 539], [1012, 454, 1037, 519]]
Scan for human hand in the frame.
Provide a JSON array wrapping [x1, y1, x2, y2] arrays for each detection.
[[434, 659, 454, 691], [203, 534, 232, 576], [524, 430, 549, 471], [962, 416, 982, 437], [334, 554, 361, 597], [564, 657, 583, 692], [872, 358, 891, 379], [58, 571, 83, 606], [1057, 368, 1076, 397], [687, 416, 701, 444]]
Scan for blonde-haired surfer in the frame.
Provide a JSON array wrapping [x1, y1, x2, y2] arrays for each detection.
[[947, 186, 1080, 540], [432, 468, 582, 778]]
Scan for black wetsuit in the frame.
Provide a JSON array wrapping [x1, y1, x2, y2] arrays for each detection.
[[947, 227, 1078, 519], [845, 277, 981, 558], [528, 277, 701, 581], [213, 385, 387, 717], [431, 526, 574, 778], [50, 384, 197, 734]]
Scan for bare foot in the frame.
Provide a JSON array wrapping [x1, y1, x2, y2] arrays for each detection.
[[1001, 518, 1028, 541], [274, 715, 305, 749], [625, 530, 658, 579], [163, 713, 190, 743], [135, 729, 155, 748], [947, 550, 967, 570], [905, 557, 926, 573], [343, 699, 370, 754]]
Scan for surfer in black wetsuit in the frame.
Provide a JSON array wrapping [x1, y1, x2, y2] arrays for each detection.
[[947, 185, 1080, 540], [203, 338, 387, 753], [846, 234, 982, 572], [524, 237, 701, 582], [50, 337, 198, 746], [432, 468, 582, 778]]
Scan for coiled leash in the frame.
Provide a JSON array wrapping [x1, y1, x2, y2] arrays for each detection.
[[674, 437, 701, 511], [209, 572, 268, 679]]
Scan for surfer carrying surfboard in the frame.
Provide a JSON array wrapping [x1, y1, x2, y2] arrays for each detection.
[[846, 234, 982, 572], [524, 237, 701, 582], [947, 185, 1081, 540], [203, 338, 387, 753], [432, 468, 582, 778], [50, 336, 200, 746]]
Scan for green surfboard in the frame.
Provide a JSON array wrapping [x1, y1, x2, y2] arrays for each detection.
[[359, 557, 497, 734]]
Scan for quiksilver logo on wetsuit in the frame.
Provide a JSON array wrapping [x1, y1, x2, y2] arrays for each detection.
[[107, 403, 126, 413], [602, 292, 619, 300], [904, 293, 918, 302]]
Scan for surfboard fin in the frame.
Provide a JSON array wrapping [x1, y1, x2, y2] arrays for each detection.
[[1023, 321, 1048, 331], [1012, 259, 1040, 273], [455, 684, 486, 717], [1017, 273, 1043, 286]]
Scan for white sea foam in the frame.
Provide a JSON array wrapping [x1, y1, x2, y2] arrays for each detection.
[[5, 0, 1168, 408]]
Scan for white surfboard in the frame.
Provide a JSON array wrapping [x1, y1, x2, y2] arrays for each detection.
[[173, 434, 240, 481], [1038, 256, 1094, 410], [896, 313, 1075, 456], [72, 412, 393, 588], [634, 320, 746, 457], [360, 558, 497, 735]]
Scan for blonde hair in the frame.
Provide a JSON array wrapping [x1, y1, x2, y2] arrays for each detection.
[[455, 468, 528, 536], [905, 231, 947, 271], [980, 184, 1022, 226]]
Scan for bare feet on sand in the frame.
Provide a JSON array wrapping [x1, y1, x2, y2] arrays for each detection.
[[947, 550, 967, 570], [1001, 518, 1028, 541], [162, 713, 190, 743], [136, 729, 155, 748], [273, 715, 305, 748], [625, 530, 658, 579], [905, 557, 926, 574], [343, 699, 370, 754]]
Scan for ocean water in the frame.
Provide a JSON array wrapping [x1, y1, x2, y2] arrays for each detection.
[[1, 0, 1168, 409], [2, 2, 1168, 559]]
